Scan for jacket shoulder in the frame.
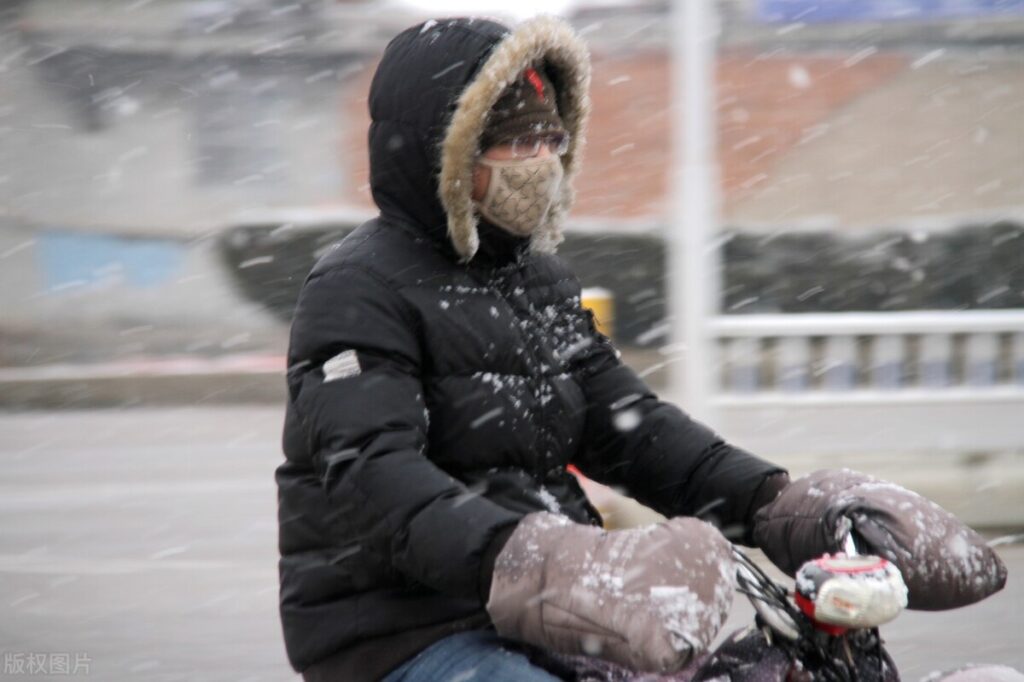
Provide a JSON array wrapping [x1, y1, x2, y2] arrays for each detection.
[[309, 218, 451, 290], [523, 252, 582, 298]]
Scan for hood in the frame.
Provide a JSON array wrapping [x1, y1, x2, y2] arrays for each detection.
[[368, 16, 591, 262]]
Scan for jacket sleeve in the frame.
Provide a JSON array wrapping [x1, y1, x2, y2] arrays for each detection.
[[287, 265, 522, 600], [570, 310, 786, 539]]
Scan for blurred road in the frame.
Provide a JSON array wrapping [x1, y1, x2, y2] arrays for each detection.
[[0, 407, 1021, 681], [0, 408, 293, 681]]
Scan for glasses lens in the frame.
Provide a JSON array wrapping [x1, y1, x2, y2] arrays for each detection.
[[511, 136, 542, 158], [508, 133, 570, 158]]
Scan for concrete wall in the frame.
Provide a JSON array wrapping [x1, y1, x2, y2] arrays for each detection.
[[0, 1, 380, 364], [0, 221, 287, 366], [0, 41, 360, 236]]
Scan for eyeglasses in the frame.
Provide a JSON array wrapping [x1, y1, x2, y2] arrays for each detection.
[[506, 132, 570, 159]]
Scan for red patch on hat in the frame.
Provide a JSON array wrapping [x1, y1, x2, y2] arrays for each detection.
[[524, 68, 544, 99]]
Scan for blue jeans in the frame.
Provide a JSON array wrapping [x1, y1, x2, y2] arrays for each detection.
[[382, 630, 564, 682]]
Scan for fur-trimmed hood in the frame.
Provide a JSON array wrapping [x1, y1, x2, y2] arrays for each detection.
[[367, 16, 591, 262]]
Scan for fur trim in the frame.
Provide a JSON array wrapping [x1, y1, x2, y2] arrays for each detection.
[[438, 15, 591, 262]]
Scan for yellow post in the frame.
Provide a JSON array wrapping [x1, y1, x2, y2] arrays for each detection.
[[581, 287, 614, 339]]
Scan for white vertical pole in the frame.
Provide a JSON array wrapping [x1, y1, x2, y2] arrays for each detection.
[[669, 0, 721, 422]]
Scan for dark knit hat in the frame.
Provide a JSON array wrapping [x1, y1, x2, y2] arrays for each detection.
[[480, 65, 565, 150]]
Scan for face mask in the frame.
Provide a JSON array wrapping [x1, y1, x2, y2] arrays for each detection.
[[474, 155, 564, 237]]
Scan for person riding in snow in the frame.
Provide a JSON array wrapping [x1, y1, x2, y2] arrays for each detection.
[[275, 15, 1005, 682]]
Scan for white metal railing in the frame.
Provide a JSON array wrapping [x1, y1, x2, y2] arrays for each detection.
[[701, 310, 1024, 455], [711, 311, 1024, 399]]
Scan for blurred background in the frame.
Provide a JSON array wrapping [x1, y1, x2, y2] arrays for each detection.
[[1, 0, 1022, 679]]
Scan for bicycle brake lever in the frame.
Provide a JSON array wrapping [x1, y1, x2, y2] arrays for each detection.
[[843, 531, 859, 557]]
